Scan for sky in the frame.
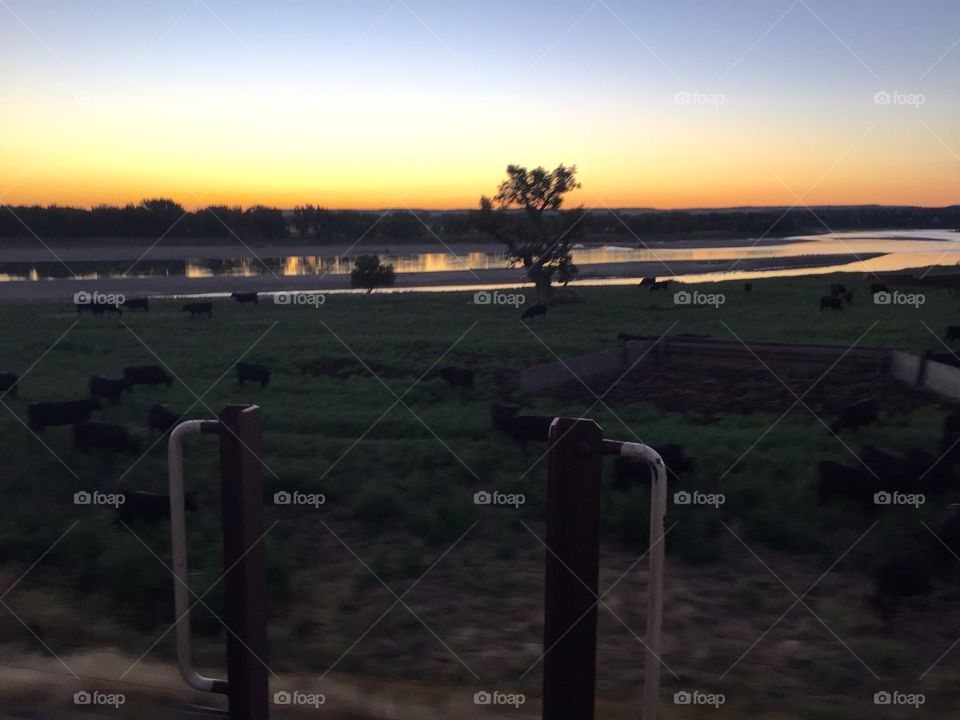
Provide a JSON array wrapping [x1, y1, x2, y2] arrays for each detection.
[[0, 0, 958, 210]]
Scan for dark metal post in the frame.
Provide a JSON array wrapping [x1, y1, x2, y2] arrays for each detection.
[[218, 405, 269, 720], [543, 418, 603, 720]]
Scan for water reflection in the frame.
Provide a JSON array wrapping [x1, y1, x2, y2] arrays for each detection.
[[0, 229, 957, 283]]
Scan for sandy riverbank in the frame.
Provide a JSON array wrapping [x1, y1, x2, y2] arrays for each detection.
[[0, 253, 883, 301]]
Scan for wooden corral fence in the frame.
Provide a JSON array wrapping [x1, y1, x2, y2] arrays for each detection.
[[519, 336, 892, 394]]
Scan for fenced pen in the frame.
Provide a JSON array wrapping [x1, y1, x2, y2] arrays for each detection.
[[165, 410, 668, 720]]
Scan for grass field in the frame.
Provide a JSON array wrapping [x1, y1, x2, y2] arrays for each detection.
[[1, 271, 959, 717]]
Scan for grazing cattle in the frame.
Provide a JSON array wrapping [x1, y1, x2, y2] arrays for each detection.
[[830, 283, 846, 297], [871, 283, 890, 296], [122, 297, 150, 312], [490, 404, 554, 453], [947, 326, 960, 342], [27, 399, 100, 433], [231, 292, 259, 305], [0, 372, 18, 398], [74, 421, 140, 453], [435, 366, 474, 389], [649, 280, 672, 292], [88, 376, 131, 404], [521, 304, 547, 321], [614, 443, 694, 489], [639, 277, 656, 289], [236, 362, 271, 387], [76, 300, 122, 315], [819, 295, 843, 311], [116, 491, 197, 525], [183, 301, 213, 318], [123, 365, 174, 387], [871, 550, 934, 620], [148, 403, 181, 434], [744, 283, 752, 293], [831, 399, 879, 434]]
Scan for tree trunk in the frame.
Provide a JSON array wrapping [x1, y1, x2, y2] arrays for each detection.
[[528, 266, 553, 305]]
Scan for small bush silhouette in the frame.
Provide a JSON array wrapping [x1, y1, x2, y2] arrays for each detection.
[[350, 254, 395, 293]]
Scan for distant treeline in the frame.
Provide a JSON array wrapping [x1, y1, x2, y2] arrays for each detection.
[[0, 199, 957, 241]]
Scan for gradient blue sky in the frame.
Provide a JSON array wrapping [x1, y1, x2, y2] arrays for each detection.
[[1, 0, 958, 208]]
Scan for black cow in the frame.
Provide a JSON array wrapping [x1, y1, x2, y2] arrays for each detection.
[[871, 283, 890, 296], [831, 399, 879, 434], [27, 399, 100, 433], [122, 297, 150, 312], [819, 295, 843, 311], [74, 421, 140, 453], [744, 283, 752, 293], [649, 280, 672, 292], [436, 366, 474, 389], [521, 304, 547, 321], [946, 326, 960, 342], [0, 372, 18, 398], [490, 404, 554, 453], [231, 292, 259, 305], [237, 362, 271, 387], [183, 301, 213, 318], [639, 277, 656, 289], [89, 376, 131, 404], [829, 283, 846, 297], [124, 366, 174, 387], [116, 491, 197, 525], [147, 404, 181, 434]]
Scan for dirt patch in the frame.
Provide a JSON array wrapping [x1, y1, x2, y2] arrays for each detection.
[[544, 352, 945, 418]]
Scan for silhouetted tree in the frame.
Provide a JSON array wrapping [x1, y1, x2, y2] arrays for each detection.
[[474, 164, 583, 304], [350, 254, 395, 293], [292, 204, 315, 239]]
